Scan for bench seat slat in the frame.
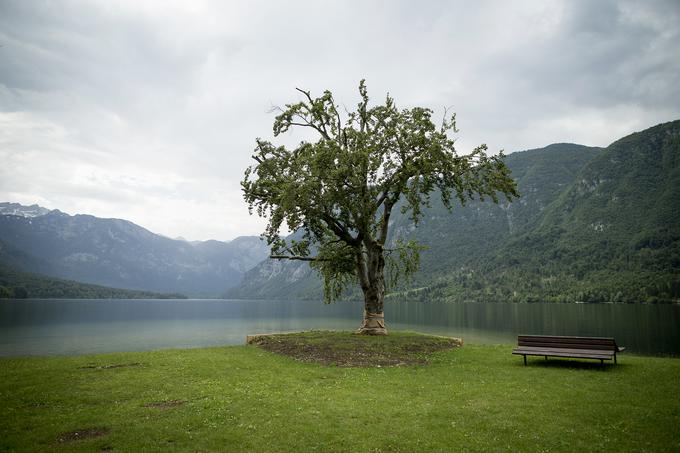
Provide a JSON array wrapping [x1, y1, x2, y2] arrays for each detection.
[[519, 343, 614, 350], [519, 339, 615, 346], [513, 348, 613, 360], [519, 335, 615, 342], [519, 337, 616, 348], [513, 346, 615, 355]]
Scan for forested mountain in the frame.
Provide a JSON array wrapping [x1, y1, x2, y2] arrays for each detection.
[[468, 120, 680, 304], [0, 208, 268, 297], [228, 120, 680, 303], [0, 265, 186, 299]]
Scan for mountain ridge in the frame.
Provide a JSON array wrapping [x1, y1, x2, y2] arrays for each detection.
[[228, 120, 680, 303], [0, 206, 269, 297]]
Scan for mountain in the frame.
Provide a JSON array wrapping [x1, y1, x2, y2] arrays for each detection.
[[0, 265, 186, 299], [0, 208, 269, 297], [471, 120, 680, 303], [0, 202, 51, 218], [228, 120, 680, 303]]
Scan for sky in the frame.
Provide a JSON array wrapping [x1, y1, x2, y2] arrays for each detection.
[[1, 0, 679, 241]]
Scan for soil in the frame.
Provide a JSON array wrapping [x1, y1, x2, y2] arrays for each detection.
[[248, 331, 462, 367], [57, 427, 109, 443], [80, 363, 141, 370]]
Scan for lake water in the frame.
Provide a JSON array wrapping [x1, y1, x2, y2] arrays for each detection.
[[0, 299, 678, 357]]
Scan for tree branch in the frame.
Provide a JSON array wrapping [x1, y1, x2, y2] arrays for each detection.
[[288, 121, 331, 141], [295, 87, 313, 102], [322, 212, 359, 246], [295, 88, 333, 139], [375, 189, 389, 208], [379, 201, 393, 245], [270, 255, 328, 262], [355, 249, 369, 290]]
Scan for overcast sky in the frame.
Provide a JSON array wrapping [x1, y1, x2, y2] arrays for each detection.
[[1, 0, 679, 241]]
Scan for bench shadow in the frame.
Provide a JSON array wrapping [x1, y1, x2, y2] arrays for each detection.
[[515, 358, 631, 371]]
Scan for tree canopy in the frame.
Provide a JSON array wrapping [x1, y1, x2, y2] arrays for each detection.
[[243, 80, 518, 333]]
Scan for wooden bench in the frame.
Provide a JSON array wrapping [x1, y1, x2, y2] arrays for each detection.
[[512, 335, 625, 365]]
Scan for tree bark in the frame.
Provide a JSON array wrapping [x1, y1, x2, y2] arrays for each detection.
[[356, 243, 387, 335]]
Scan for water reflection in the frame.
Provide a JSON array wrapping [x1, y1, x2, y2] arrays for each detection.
[[0, 299, 678, 357], [387, 301, 680, 355]]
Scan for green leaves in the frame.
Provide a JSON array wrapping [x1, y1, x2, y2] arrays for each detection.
[[385, 239, 425, 289], [310, 240, 358, 303], [242, 80, 518, 302]]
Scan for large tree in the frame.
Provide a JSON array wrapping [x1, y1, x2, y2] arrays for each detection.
[[242, 81, 518, 334]]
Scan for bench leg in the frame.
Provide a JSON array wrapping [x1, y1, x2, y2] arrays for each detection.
[[600, 359, 603, 366], [614, 354, 617, 364], [544, 356, 547, 361], [523, 355, 526, 366]]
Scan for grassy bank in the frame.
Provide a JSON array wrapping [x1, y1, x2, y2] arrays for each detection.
[[1, 332, 678, 452]]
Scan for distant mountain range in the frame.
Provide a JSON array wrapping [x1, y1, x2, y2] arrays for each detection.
[[2, 120, 678, 302], [0, 203, 51, 218], [227, 120, 680, 304], [0, 205, 268, 297]]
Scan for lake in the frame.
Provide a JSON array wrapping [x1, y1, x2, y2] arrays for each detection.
[[0, 299, 678, 357]]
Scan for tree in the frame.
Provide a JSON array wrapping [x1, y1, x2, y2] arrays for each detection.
[[0, 285, 12, 299], [242, 80, 519, 334]]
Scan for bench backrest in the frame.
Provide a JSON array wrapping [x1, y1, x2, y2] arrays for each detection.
[[518, 335, 618, 351]]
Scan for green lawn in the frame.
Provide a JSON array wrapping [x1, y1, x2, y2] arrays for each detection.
[[1, 332, 678, 452]]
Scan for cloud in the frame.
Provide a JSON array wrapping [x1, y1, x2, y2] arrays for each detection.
[[0, 0, 678, 240]]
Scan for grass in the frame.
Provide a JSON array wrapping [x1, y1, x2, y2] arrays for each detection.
[[0, 331, 678, 452]]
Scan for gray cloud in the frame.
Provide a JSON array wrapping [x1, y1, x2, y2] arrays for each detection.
[[1, 0, 678, 240]]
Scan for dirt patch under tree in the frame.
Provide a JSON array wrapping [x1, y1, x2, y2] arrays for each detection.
[[57, 427, 109, 443], [247, 330, 462, 367]]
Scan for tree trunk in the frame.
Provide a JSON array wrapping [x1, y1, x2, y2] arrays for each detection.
[[356, 244, 387, 335]]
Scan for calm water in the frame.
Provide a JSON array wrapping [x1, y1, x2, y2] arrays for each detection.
[[0, 299, 678, 357]]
